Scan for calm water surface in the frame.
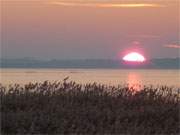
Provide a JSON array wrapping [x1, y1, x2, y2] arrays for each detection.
[[0, 68, 179, 87]]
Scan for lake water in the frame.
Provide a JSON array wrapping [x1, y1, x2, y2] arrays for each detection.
[[0, 68, 179, 88]]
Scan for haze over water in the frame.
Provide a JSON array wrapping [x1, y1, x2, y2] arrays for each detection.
[[1, 68, 179, 88]]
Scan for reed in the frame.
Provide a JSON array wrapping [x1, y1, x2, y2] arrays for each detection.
[[0, 81, 179, 134]]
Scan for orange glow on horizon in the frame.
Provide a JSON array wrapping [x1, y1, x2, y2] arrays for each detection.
[[49, 2, 166, 8]]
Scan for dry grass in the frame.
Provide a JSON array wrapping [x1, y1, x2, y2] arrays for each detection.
[[0, 80, 179, 134]]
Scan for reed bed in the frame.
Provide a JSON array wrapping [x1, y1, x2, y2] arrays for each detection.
[[0, 80, 179, 134]]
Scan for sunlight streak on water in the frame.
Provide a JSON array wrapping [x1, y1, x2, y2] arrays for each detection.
[[127, 72, 142, 90]]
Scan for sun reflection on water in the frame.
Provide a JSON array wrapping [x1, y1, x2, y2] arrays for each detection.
[[127, 72, 142, 91]]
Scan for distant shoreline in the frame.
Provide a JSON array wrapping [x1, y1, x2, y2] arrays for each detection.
[[1, 67, 180, 69], [1, 58, 179, 69]]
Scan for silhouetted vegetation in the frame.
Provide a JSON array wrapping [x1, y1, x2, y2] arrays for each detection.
[[1, 81, 179, 134]]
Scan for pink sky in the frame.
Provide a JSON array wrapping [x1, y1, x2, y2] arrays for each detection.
[[1, 0, 179, 59]]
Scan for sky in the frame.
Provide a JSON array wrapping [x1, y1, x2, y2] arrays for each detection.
[[1, 0, 180, 60]]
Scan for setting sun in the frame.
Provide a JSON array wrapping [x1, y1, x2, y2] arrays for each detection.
[[123, 52, 145, 62]]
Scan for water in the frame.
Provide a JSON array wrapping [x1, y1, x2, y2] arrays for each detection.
[[0, 68, 180, 87]]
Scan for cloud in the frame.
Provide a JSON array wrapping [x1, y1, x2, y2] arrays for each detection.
[[49, 1, 166, 8], [164, 44, 180, 49], [128, 34, 160, 39]]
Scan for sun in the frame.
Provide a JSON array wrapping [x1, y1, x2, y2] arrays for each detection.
[[123, 52, 145, 62]]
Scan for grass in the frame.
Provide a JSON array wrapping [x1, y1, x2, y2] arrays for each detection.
[[0, 80, 179, 134]]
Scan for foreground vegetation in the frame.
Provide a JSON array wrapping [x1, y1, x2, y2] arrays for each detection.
[[0, 80, 179, 134]]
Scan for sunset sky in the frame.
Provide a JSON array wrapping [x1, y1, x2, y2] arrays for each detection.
[[1, 0, 179, 59]]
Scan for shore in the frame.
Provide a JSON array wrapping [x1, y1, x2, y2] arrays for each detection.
[[1, 81, 179, 134]]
